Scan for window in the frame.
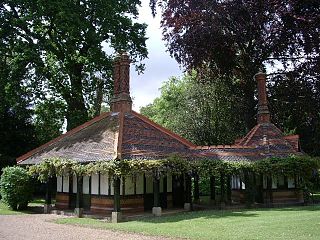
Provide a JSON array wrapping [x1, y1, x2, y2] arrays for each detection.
[[288, 177, 295, 189], [231, 175, 241, 190], [83, 176, 90, 194], [62, 175, 69, 193], [72, 175, 77, 193], [136, 174, 144, 194], [125, 176, 135, 195], [91, 174, 99, 195], [146, 176, 153, 194], [277, 176, 287, 189], [100, 174, 109, 195], [272, 176, 277, 189], [57, 176, 62, 192]]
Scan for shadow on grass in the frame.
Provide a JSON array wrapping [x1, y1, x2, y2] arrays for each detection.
[[131, 209, 259, 224], [259, 205, 320, 212], [131, 205, 320, 224], [0, 200, 44, 215]]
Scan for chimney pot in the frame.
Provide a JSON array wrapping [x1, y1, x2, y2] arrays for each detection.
[[255, 72, 270, 124]]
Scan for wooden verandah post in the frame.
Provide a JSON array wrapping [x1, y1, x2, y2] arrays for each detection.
[[112, 176, 122, 222], [220, 172, 226, 206], [184, 173, 192, 211], [75, 175, 83, 217], [210, 176, 216, 203], [152, 177, 162, 216], [44, 177, 52, 214], [193, 173, 200, 203]]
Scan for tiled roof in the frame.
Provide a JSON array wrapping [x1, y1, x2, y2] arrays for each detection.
[[121, 112, 194, 160], [192, 123, 301, 162], [18, 113, 119, 165], [17, 112, 302, 165], [17, 111, 195, 165]]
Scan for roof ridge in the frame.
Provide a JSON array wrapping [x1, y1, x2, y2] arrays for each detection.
[[191, 145, 255, 150], [116, 111, 125, 159], [239, 124, 260, 146], [17, 112, 111, 164], [131, 111, 197, 148]]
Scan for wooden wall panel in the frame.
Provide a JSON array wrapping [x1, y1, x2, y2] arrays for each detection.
[[55, 193, 69, 210]]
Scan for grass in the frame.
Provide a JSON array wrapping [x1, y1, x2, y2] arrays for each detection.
[[0, 198, 49, 215], [55, 205, 320, 240], [0, 201, 23, 215]]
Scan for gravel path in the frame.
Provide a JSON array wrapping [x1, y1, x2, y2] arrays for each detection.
[[0, 214, 173, 240]]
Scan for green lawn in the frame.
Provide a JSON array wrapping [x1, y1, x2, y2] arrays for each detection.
[[0, 201, 23, 215], [56, 205, 320, 240], [0, 198, 48, 215]]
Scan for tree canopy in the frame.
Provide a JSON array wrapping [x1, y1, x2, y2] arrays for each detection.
[[1, 0, 148, 131], [0, 50, 37, 163], [141, 70, 245, 146], [147, 0, 320, 155], [149, 0, 320, 131], [0, 0, 149, 166]]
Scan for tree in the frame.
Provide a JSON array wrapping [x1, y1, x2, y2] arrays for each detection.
[[34, 99, 66, 145], [1, 0, 148, 130], [269, 72, 320, 156], [141, 70, 244, 145], [0, 45, 38, 163], [149, 0, 320, 131]]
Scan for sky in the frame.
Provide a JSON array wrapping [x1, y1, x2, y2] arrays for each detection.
[[129, 0, 183, 112]]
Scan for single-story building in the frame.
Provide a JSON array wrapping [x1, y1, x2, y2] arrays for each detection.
[[17, 53, 304, 219]]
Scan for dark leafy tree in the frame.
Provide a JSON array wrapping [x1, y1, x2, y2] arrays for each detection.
[[1, 0, 148, 130], [269, 72, 320, 156], [149, 0, 320, 131], [0, 45, 38, 165]]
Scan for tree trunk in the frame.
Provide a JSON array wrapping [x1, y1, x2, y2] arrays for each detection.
[[94, 77, 104, 117], [65, 63, 88, 130]]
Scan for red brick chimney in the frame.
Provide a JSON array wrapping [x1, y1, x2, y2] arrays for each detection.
[[110, 53, 132, 112], [255, 72, 270, 124]]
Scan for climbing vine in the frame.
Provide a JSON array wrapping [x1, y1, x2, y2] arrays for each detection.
[[28, 155, 319, 183]]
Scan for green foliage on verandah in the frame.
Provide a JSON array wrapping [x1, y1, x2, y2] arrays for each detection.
[[56, 205, 320, 240], [28, 155, 319, 185], [28, 155, 192, 182], [0, 167, 33, 210]]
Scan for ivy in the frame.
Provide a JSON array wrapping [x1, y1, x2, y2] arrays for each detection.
[[28, 155, 319, 184]]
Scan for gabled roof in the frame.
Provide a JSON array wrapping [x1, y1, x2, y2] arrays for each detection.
[[192, 123, 302, 162], [238, 123, 297, 152], [17, 111, 196, 165]]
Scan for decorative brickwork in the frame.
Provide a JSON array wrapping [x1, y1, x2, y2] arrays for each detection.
[[110, 53, 132, 112], [255, 72, 271, 124]]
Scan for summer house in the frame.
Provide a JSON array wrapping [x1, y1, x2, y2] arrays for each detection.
[[17, 53, 303, 221]]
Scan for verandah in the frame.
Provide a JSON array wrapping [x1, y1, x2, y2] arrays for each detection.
[[29, 155, 319, 220]]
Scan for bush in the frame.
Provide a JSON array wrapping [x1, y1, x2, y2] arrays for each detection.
[[0, 166, 33, 210]]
